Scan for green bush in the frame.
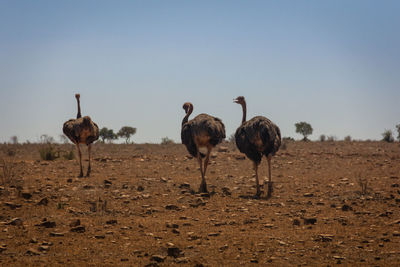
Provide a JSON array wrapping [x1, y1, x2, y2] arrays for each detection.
[[161, 137, 175, 145], [39, 145, 58, 161], [382, 130, 394, 143]]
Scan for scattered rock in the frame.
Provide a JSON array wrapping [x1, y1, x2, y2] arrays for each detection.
[[95, 235, 105, 239], [106, 219, 118, 225], [315, 234, 334, 242], [304, 193, 314, 197], [179, 183, 191, 189], [137, 185, 145, 192], [39, 245, 50, 251], [6, 217, 23, 226], [69, 219, 81, 227], [293, 219, 301, 226], [4, 202, 21, 209], [49, 232, 65, 237], [167, 247, 182, 258], [36, 219, 56, 228], [222, 187, 231, 196], [208, 232, 220, 237], [165, 204, 180, 211], [0, 245, 6, 252], [37, 197, 49, 206], [175, 257, 189, 263], [70, 226, 86, 233], [21, 191, 32, 199], [303, 218, 317, 225], [150, 255, 166, 262], [26, 248, 41, 255], [235, 155, 246, 160], [341, 204, 352, 211]]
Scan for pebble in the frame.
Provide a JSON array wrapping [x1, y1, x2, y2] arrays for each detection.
[[150, 255, 166, 262], [70, 226, 86, 233], [167, 247, 182, 258]]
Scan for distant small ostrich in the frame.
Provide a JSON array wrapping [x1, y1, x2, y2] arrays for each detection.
[[234, 96, 281, 198], [63, 94, 99, 177], [181, 102, 226, 193]]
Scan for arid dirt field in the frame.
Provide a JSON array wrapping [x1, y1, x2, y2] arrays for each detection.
[[1, 141, 400, 266]]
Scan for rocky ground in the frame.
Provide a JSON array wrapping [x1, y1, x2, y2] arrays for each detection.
[[0, 141, 399, 266]]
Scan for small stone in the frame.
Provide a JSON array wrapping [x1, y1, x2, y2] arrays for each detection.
[[293, 219, 301, 226], [165, 204, 180, 211], [4, 202, 21, 209], [208, 232, 220, 237], [393, 231, 400, 236], [69, 219, 81, 227], [175, 257, 189, 263], [303, 218, 317, 225], [36, 220, 56, 228], [21, 191, 32, 199], [316, 234, 334, 242], [70, 226, 86, 233], [49, 232, 65, 237], [341, 204, 352, 211], [150, 255, 166, 262], [250, 258, 259, 263], [6, 218, 23, 226], [39, 245, 50, 251], [121, 258, 129, 262], [30, 238, 38, 243], [167, 247, 182, 258], [172, 229, 180, 234], [95, 235, 105, 239], [106, 219, 118, 225], [235, 155, 246, 160], [26, 248, 41, 255], [179, 183, 191, 189], [37, 198, 49, 206], [222, 187, 231, 196], [304, 193, 314, 197], [137, 185, 144, 191]]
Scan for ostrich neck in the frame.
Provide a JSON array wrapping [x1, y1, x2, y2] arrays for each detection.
[[76, 99, 82, 119], [241, 102, 247, 124], [182, 106, 193, 126]]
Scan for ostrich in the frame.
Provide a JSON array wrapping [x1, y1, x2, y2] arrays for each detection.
[[181, 102, 226, 193], [234, 96, 281, 198], [63, 94, 99, 177]]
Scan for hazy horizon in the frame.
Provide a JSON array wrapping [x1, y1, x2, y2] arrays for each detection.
[[1, 1, 399, 144]]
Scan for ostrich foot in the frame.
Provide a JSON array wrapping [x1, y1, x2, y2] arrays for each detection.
[[199, 182, 208, 193], [78, 171, 84, 178], [266, 181, 273, 199]]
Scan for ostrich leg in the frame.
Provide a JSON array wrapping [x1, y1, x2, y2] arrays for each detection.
[[197, 152, 207, 193], [76, 144, 83, 177], [200, 147, 212, 193], [254, 162, 261, 198], [86, 144, 92, 177], [266, 154, 273, 198]]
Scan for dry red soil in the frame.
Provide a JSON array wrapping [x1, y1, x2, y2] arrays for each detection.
[[1, 141, 400, 266]]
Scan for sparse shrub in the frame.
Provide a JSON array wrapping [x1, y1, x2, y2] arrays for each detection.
[[161, 137, 174, 145], [283, 137, 295, 142], [357, 174, 369, 196], [62, 150, 75, 160], [1, 158, 14, 185], [382, 129, 394, 143], [10, 136, 18, 144], [7, 149, 16, 157], [396, 124, 400, 141], [295, 122, 313, 141], [319, 134, 326, 142], [280, 141, 287, 150], [344, 135, 352, 142], [228, 134, 236, 144], [59, 134, 69, 144], [40, 134, 55, 144], [39, 145, 58, 161], [327, 135, 337, 142]]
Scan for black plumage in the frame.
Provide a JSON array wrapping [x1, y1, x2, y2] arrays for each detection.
[[234, 96, 281, 198], [181, 102, 226, 193], [63, 94, 99, 177]]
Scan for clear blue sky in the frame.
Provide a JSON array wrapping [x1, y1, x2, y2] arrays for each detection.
[[1, 0, 399, 143]]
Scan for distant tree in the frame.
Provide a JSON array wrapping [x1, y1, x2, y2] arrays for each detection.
[[344, 135, 352, 142], [327, 135, 337, 142], [40, 134, 54, 144], [295, 122, 313, 141], [396, 124, 400, 141], [10, 136, 18, 144], [382, 129, 394, 143], [161, 137, 174, 145], [117, 126, 137, 144], [59, 134, 69, 144], [319, 134, 326, 142], [99, 127, 117, 143]]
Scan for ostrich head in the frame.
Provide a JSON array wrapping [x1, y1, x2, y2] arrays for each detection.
[[75, 94, 81, 99], [234, 96, 245, 105], [182, 102, 192, 114]]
